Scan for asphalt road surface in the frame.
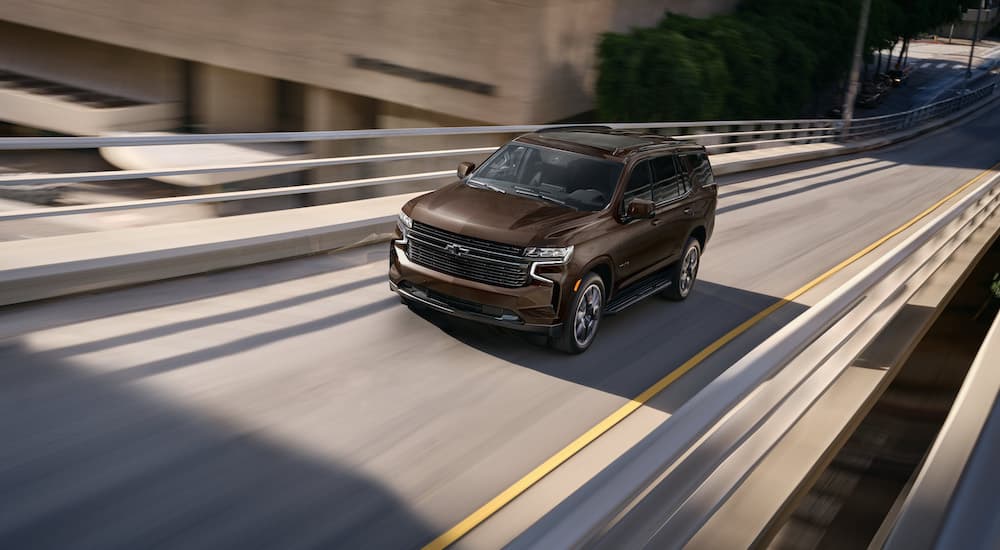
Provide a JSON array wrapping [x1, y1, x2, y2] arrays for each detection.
[[859, 40, 1000, 116], [0, 102, 997, 550]]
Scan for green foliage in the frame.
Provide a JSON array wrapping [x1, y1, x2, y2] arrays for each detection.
[[597, 24, 729, 121], [596, 0, 968, 121]]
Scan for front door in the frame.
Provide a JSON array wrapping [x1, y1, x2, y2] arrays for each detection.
[[613, 159, 661, 290]]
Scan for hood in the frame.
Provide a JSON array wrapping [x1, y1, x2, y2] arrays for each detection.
[[406, 182, 603, 247]]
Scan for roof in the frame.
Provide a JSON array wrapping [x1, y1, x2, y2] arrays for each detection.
[[513, 127, 692, 160]]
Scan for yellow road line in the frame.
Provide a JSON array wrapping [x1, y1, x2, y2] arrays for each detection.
[[423, 162, 999, 550]]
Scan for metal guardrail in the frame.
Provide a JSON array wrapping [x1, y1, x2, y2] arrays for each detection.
[[0, 78, 995, 224], [0, 123, 837, 188], [847, 80, 998, 138], [0, 147, 497, 186], [0, 119, 838, 150], [0, 171, 454, 221], [512, 169, 1000, 549]]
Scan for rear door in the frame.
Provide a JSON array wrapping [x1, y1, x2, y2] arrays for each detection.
[[648, 154, 694, 268], [678, 150, 717, 238]]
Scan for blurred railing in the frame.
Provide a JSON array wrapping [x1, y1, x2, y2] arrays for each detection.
[[0, 78, 995, 224], [847, 80, 998, 138]]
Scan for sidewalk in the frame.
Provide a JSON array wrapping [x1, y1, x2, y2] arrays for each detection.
[[0, 191, 422, 306]]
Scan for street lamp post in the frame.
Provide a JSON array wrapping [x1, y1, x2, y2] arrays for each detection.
[[842, 0, 873, 139], [966, 0, 985, 79]]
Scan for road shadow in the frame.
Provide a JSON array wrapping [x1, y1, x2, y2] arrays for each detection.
[[718, 157, 886, 199], [717, 161, 898, 215], [718, 94, 998, 197], [860, 94, 1000, 171], [38, 274, 388, 362], [0, 339, 433, 550], [706, 96, 998, 220], [0, 245, 390, 340], [408, 279, 808, 415]]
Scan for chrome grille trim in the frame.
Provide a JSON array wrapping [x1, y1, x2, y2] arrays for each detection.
[[412, 222, 524, 258], [407, 222, 530, 288]]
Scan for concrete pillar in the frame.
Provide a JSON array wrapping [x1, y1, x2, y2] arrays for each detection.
[[303, 97, 497, 205], [301, 86, 377, 203], [194, 63, 277, 132], [305, 86, 375, 179]]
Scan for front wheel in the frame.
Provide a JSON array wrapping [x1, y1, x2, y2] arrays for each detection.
[[551, 272, 604, 354], [662, 238, 701, 301]]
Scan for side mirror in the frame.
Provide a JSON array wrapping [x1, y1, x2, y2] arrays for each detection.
[[457, 161, 476, 179], [625, 198, 655, 220]]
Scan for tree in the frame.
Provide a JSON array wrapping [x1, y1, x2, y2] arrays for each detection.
[[595, 0, 969, 122]]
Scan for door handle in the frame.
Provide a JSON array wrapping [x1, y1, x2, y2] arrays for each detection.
[[651, 218, 662, 226], [683, 207, 693, 215]]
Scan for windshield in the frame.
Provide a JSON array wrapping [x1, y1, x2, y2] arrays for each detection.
[[469, 143, 623, 211]]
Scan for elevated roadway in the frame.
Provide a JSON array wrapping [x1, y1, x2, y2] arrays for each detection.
[[0, 102, 997, 549]]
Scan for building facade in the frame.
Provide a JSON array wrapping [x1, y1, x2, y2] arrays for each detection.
[[0, 0, 737, 136]]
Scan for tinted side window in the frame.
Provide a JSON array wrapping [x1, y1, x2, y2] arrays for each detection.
[[680, 152, 715, 188], [651, 155, 685, 204], [621, 160, 652, 215]]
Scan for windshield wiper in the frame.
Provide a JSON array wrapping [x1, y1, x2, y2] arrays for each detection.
[[467, 179, 506, 194], [539, 193, 566, 205], [514, 186, 565, 206]]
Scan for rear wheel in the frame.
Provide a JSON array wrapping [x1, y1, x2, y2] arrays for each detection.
[[551, 272, 604, 354], [662, 238, 701, 301]]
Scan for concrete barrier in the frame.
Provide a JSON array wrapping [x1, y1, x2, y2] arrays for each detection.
[[0, 193, 420, 306]]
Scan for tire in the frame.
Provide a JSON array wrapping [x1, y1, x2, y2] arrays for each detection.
[[662, 238, 701, 301], [551, 272, 605, 354]]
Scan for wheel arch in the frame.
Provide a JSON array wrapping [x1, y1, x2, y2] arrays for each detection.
[[689, 225, 707, 251], [581, 257, 614, 298]]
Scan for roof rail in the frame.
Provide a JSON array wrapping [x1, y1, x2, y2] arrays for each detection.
[[534, 125, 613, 133]]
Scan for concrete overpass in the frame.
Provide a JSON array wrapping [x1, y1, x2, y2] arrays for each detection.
[[0, 86, 997, 549]]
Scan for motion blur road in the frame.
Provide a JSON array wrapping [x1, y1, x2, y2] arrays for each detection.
[[0, 103, 997, 549]]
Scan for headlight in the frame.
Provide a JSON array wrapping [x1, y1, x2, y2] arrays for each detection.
[[524, 245, 574, 262], [398, 210, 413, 229], [396, 211, 413, 245]]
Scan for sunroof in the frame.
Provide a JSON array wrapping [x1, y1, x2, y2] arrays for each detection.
[[540, 131, 654, 150]]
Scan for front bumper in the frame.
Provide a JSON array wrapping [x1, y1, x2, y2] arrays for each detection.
[[389, 240, 565, 336], [391, 281, 562, 336]]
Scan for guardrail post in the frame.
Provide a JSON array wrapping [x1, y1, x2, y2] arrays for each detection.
[[762, 122, 776, 146]]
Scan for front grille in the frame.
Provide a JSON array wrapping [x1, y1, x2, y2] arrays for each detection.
[[408, 222, 530, 288]]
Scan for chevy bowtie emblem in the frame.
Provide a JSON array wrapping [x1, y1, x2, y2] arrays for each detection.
[[445, 243, 470, 257]]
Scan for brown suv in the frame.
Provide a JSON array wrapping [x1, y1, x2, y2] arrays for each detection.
[[389, 127, 717, 353]]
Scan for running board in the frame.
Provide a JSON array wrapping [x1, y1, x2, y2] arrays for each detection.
[[605, 274, 671, 315]]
